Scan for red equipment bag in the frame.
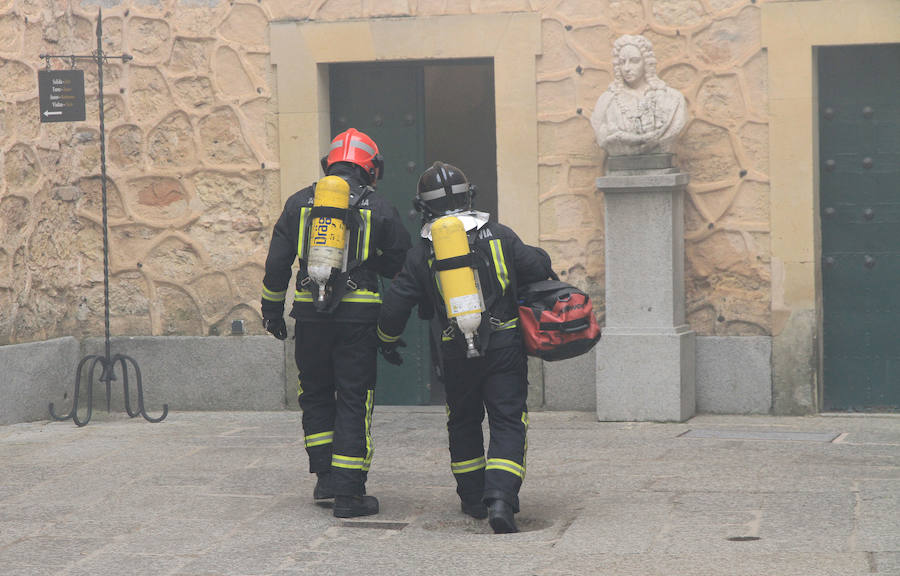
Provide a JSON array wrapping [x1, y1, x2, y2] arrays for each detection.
[[517, 278, 601, 361]]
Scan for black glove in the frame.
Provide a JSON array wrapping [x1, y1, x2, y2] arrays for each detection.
[[263, 317, 287, 341], [377, 337, 406, 366]]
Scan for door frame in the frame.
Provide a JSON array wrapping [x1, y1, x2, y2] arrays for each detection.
[[270, 13, 541, 245], [762, 0, 900, 412]]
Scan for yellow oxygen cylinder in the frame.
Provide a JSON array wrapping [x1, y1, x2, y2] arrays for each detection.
[[432, 215, 484, 358], [307, 175, 350, 302]]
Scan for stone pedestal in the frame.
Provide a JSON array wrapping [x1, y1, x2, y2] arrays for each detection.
[[596, 156, 696, 421]]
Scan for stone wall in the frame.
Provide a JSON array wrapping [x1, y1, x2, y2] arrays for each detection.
[[1, 0, 280, 344], [0, 0, 771, 345], [0, 336, 80, 425]]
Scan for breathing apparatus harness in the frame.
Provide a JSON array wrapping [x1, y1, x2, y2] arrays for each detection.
[[299, 181, 376, 314], [425, 213, 515, 358]]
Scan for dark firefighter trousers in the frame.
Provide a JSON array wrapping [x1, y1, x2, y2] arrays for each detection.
[[295, 321, 376, 496], [443, 345, 529, 513]]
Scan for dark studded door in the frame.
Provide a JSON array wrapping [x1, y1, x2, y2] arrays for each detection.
[[330, 60, 497, 405], [330, 63, 431, 405], [819, 44, 900, 411]]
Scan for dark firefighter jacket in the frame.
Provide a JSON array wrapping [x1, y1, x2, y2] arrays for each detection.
[[261, 171, 411, 323], [377, 220, 553, 360]]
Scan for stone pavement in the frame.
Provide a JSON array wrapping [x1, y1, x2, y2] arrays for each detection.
[[1, 408, 898, 576]]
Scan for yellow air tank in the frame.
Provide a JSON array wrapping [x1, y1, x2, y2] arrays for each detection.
[[432, 215, 484, 358], [307, 175, 350, 303]]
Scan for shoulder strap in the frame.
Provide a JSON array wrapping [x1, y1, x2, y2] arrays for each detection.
[[433, 253, 477, 271], [353, 185, 375, 207], [344, 186, 374, 273]]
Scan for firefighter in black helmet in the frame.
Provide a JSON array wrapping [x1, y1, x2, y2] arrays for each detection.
[[261, 128, 411, 518], [376, 162, 554, 533]]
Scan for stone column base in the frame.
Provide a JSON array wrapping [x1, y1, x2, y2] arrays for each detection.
[[596, 326, 696, 422]]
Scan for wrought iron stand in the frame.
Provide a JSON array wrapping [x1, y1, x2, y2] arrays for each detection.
[[45, 9, 168, 426]]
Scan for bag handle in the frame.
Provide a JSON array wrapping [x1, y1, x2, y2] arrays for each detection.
[[539, 319, 589, 333]]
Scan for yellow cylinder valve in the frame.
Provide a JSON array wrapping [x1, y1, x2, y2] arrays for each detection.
[[307, 175, 350, 302], [432, 215, 484, 357]]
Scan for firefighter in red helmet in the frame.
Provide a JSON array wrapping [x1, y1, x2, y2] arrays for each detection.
[[261, 128, 411, 518]]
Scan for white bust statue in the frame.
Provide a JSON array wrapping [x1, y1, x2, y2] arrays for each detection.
[[591, 35, 688, 156]]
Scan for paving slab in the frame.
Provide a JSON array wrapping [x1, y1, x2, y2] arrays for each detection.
[[0, 409, 898, 576]]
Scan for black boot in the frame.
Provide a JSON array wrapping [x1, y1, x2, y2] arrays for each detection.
[[313, 472, 334, 500], [333, 495, 379, 518], [460, 499, 488, 519], [487, 500, 518, 534]]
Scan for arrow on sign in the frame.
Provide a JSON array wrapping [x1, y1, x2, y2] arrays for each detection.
[[43, 110, 62, 117]]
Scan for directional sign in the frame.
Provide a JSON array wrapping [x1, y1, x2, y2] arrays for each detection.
[[38, 69, 86, 123]]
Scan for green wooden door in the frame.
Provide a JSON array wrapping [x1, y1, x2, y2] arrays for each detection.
[[819, 44, 900, 411], [330, 63, 432, 405]]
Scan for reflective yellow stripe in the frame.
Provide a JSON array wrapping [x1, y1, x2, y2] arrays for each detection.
[[451, 456, 486, 475], [305, 431, 333, 447], [329, 390, 374, 471], [294, 289, 381, 304], [521, 411, 529, 474], [358, 209, 372, 262], [486, 458, 525, 479], [298, 206, 311, 258], [332, 454, 367, 470], [341, 290, 381, 304], [377, 326, 400, 343], [262, 285, 287, 302], [364, 389, 374, 470], [363, 210, 372, 261], [489, 239, 509, 294], [297, 377, 304, 398]]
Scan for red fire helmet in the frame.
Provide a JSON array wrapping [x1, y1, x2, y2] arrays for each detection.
[[321, 128, 384, 182]]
